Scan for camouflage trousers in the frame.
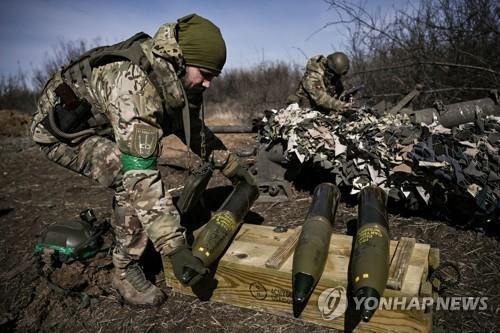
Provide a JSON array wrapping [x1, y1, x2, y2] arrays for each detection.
[[37, 136, 151, 268]]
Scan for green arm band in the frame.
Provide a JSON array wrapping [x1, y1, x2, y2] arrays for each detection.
[[121, 153, 157, 173]]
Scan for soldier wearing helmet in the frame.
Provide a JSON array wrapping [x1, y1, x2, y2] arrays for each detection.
[[291, 52, 352, 114], [30, 14, 256, 306]]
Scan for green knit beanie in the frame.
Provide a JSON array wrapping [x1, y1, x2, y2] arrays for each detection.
[[177, 14, 227, 74]]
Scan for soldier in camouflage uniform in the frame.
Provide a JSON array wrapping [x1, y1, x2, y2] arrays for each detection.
[[30, 14, 255, 306], [291, 52, 352, 114]]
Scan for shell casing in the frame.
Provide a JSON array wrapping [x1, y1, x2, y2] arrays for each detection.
[[192, 210, 238, 266], [192, 181, 259, 267], [350, 186, 390, 322], [292, 183, 340, 317], [293, 216, 333, 288]]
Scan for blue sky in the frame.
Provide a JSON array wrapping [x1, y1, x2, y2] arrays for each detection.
[[0, 0, 403, 79]]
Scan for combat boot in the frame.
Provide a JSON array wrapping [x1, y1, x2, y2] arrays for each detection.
[[112, 263, 166, 306]]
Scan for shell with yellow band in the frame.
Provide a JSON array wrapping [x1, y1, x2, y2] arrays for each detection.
[[350, 186, 390, 322], [191, 181, 259, 267]]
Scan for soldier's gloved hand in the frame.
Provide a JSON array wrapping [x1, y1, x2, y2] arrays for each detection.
[[339, 101, 357, 117], [169, 246, 208, 286], [231, 166, 257, 186], [342, 100, 355, 110], [212, 150, 257, 186], [221, 153, 257, 186]]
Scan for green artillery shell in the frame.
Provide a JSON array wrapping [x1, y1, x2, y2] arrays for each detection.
[[192, 181, 259, 267], [292, 183, 340, 318], [351, 186, 390, 322]]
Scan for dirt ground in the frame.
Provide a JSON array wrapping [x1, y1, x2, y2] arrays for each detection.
[[0, 111, 498, 332]]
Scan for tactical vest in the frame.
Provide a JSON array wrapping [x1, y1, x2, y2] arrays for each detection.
[[57, 31, 200, 162], [59, 32, 183, 116]]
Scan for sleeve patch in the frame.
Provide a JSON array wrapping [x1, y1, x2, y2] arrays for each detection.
[[131, 124, 158, 158]]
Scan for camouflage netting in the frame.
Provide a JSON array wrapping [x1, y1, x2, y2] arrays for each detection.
[[259, 103, 500, 224]]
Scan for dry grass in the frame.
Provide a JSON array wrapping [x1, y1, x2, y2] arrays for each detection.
[[0, 109, 32, 137]]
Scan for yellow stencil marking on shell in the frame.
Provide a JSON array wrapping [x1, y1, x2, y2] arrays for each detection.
[[355, 276, 360, 283], [363, 273, 369, 279], [198, 247, 204, 252], [213, 211, 237, 232], [356, 225, 384, 245], [205, 251, 210, 257]]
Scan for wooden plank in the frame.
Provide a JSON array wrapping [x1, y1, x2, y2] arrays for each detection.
[[421, 248, 439, 299], [419, 281, 433, 298], [163, 224, 433, 332], [388, 237, 416, 290], [419, 256, 431, 298], [400, 243, 430, 297], [265, 227, 301, 269], [428, 248, 440, 271]]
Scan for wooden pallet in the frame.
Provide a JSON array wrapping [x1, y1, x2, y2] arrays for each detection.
[[163, 224, 437, 332]]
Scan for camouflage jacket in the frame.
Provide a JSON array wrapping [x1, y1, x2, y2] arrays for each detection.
[[294, 55, 345, 114], [31, 23, 226, 254]]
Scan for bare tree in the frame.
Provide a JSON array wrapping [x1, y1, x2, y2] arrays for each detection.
[[205, 60, 302, 122], [0, 38, 102, 113], [32, 38, 101, 92], [0, 69, 37, 113], [322, 0, 500, 107]]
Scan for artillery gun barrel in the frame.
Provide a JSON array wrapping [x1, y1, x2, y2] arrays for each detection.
[[406, 97, 500, 128]]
